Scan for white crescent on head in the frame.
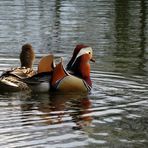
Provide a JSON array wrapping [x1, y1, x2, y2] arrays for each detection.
[[71, 47, 93, 66]]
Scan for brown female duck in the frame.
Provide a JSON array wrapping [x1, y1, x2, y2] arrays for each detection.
[[0, 44, 35, 91]]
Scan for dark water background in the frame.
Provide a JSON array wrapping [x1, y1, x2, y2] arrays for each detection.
[[0, 0, 148, 147]]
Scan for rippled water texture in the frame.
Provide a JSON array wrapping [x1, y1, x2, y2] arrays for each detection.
[[0, 0, 148, 147]]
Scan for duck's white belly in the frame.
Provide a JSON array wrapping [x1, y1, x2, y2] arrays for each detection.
[[29, 82, 50, 93]]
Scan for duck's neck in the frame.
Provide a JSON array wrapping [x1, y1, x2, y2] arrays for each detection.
[[79, 62, 92, 87], [20, 45, 35, 69], [71, 56, 92, 87]]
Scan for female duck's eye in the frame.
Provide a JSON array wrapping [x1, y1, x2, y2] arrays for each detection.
[[88, 52, 91, 54]]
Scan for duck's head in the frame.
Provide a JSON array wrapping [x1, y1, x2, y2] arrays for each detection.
[[67, 44, 95, 86], [67, 45, 88, 70], [67, 44, 95, 70], [20, 44, 35, 68]]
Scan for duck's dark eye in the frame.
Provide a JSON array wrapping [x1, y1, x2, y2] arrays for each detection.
[[88, 52, 91, 54]]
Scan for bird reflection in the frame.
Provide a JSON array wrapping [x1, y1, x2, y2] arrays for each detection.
[[20, 92, 93, 129]]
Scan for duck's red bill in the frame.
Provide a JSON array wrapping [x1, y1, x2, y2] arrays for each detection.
[[90, 58, 95, 62]]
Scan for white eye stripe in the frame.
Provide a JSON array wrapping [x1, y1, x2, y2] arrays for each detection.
[[76, 47, 92, 59], [71, 47, 93, 66]]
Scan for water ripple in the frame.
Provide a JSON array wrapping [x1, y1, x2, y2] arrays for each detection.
[[0, 0, 148, 147]]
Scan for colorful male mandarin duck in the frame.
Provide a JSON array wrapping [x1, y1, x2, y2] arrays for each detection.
[[24, 45, 94, 93], [50, 45, 95, 92], [0, 44, 35, 91]]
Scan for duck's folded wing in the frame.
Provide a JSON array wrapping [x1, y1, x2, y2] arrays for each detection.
[[0, 75, 29, 92], [23, 72, 52, 85], [1, 67, 35, 79]]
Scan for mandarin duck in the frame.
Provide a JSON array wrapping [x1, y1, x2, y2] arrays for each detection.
[[0, 44, 35, 92], [50, 45, 95, 92], [23, 45, 94, 93]]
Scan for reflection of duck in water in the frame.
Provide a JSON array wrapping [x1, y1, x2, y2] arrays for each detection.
[[0, 44, 35, 91], [20, 93, 92, 128], [70, 98, 93, 129]]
